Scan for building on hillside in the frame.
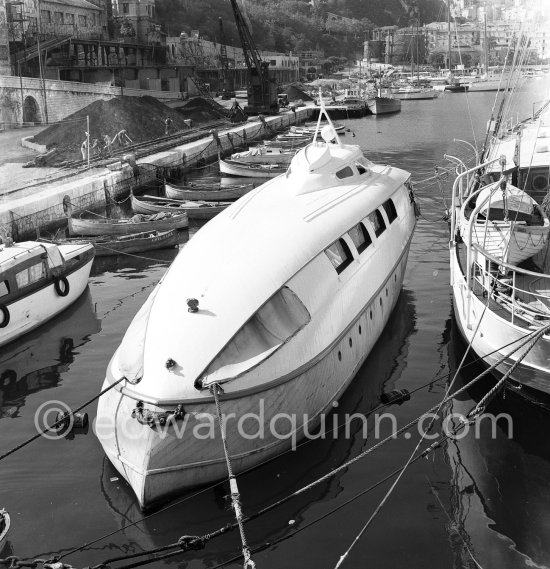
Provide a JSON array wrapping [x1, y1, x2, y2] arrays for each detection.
[[1, 0, 179, 88], [0, 1, 11, 74], [294, 50, 325, 81], [110, 0, 157, 44]]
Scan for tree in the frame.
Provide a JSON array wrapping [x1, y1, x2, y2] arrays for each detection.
[[428, 51, 445, 67], [119, 18, 136, 38]]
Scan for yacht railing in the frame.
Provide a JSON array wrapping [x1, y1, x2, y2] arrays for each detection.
[[470, 244, 550, 327], [446, 154, 503, 244]]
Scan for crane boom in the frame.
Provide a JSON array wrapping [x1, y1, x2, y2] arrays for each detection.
[[228, 0, 279, 115]]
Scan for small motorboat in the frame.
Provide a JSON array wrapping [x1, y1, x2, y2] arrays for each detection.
[[0, 238, 95, 348], [131, 193, 231, 220], [228, 146, 297, 164], [444, 82, 469, 92], [97, 98, 418, 509], [459, 182, 550, 265]]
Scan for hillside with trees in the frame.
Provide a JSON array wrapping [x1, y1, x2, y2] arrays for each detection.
[[156, 0, 446, 59]]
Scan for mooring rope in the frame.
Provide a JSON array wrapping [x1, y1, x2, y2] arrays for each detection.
[[211, 383, 256, 569]]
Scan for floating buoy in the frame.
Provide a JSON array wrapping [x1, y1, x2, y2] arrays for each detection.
[[380, 389, 411, 406], [0, 509, 10, 543]]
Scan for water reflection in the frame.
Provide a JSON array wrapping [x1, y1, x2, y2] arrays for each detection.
[[0, 289, 101, 420], [445, 317, 550, 569], [89, 290, 417, 567]]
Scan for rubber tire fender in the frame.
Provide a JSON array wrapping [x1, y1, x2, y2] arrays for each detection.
[[0, 305, 9, 328], [54, 276, 70, 297]]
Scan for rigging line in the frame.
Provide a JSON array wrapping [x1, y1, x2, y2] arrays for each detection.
[[333, 318, 549, 568], [451, 17, 478, 153], [209, 440, 457, 569], [69, 322, 538, 569], [40, 319, 541, 566]]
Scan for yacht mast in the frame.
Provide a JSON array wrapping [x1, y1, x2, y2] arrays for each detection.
[[484, 11, 489, 76], [447, 0, 452, 74]]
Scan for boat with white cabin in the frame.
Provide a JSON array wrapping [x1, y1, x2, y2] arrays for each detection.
[[0, 237, 95, 348], [96, 101, 419, 509]]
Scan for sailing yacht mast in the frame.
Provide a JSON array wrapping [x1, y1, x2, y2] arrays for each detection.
[[447, 0, 452, 75], [483, 10, 489, 76]]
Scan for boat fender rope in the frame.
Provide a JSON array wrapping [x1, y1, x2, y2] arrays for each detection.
[[54, 277, 70, 297], [0, 305, 9, 328]]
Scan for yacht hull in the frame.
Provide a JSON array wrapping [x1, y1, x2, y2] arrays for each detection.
[[98, 245, 412, 509], [450, 244, 550, 395]]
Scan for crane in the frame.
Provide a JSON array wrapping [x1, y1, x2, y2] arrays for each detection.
[[228, 0, 279, 115], [218, 17, 235, 99]]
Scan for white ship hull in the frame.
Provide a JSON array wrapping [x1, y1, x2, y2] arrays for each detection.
[[98, 245, 412, 508], [367, 97, 401, 115], [391, 89, 438, 100], [97, 110, 418, 509], [450, 245, 550, 394]]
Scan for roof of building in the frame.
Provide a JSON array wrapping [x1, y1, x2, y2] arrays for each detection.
[[42, 0, 103, 11]]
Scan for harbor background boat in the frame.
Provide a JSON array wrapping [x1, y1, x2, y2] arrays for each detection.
[[0, 80, 549, 568]]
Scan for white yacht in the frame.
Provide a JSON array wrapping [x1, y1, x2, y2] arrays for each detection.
[[449, 94, 550, 399], [96, 106, 419, 509]]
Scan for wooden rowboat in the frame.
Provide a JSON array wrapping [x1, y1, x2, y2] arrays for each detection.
[[42, 229, 179, 257], [68, 211, 189, 237], [131, 193, 231, 220], [219, 158, 287, 178], [165, 182, 253, 201]]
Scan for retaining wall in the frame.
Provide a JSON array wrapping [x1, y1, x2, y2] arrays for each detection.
[[0, 107, 314, 240], [0, 75, 184, 126]]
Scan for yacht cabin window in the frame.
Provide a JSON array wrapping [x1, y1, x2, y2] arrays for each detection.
[[383, 199, 398, 223], [348, 223, 372, 254], [335, 166, 354, 180], [0, 281, 9, 297], [368, 210, 386, 237], [325, 238, 353, 274], [355, 162, 368, 175], [15, 261, 46, 289]]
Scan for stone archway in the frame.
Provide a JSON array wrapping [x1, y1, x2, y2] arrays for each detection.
[[22, 96, 42, 123]]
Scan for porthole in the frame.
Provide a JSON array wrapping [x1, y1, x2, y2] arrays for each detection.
[[369, 310, 373, 320], [349, 337, 352, 348], [380, 298, 383, 307], [359, 325, 362, 335], [394, 274, 397, 282], [385, 288, 388, 297], [338, 351, 342, 361], [533, 175, 549, 191]]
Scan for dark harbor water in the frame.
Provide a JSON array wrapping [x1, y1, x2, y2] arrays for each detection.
[[1, 77, 550, 569]]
